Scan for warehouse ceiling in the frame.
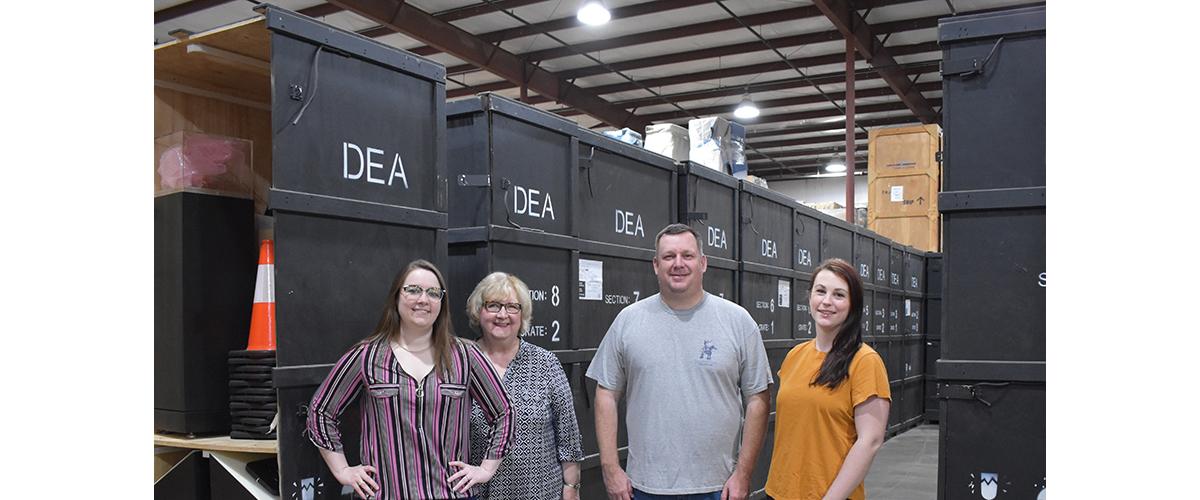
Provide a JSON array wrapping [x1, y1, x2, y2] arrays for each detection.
[[154, 0, 1043, 181]]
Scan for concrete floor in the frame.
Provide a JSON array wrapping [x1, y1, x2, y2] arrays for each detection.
[[864, 424, 940, 499]]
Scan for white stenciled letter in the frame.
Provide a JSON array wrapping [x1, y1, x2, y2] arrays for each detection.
[[528, 188, 541, 218], [343, 142, 364, 180], [542, 192, 555, 220], [389, 153, 408, 188], [366, 147, 385, 185], [514, 186, 529, 215]]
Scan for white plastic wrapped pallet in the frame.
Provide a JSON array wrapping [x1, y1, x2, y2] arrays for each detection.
[[643, 123, 689, 161], [688, 117, 747, 178]]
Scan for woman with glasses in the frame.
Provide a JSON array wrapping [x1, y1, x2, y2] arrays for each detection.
[[307, 259, 513, 499], [464, 272, 583, 500]]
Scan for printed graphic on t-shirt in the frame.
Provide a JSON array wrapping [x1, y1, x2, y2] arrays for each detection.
[[697, 340, 719, 366]]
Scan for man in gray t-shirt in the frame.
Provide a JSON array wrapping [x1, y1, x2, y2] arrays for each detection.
[[587, 223, 772, 500]]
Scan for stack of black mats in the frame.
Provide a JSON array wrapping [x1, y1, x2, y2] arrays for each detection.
[[228, 349, 277, 439]]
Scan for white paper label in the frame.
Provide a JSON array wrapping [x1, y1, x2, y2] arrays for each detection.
[[778, 279, 790, 308], [579, 259, 603, 301], [905, 299, 911, 316], [891, 185, 904, 202]]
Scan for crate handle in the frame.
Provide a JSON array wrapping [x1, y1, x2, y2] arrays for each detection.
[[942, 36, 1005, 79], [499, 178, 533, 231], [287, 45, 324, 127], [580, 146, 596, 198]]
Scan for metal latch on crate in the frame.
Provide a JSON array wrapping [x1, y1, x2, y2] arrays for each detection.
[[942, 37, 1006, 78], [938, 382, 1011, 407], [685, 212, 708, 222], [457, 174, 491, 187]]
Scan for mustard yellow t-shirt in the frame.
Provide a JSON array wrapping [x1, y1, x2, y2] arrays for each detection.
[[765, 341, 891, 500]]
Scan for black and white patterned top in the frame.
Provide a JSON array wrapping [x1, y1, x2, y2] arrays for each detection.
[[470, 340, 584, 500]]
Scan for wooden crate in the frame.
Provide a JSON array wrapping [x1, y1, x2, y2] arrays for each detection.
[[869, 214, 940, 252], [868, 124, 941, 252], [867, 124, 941, 180], [868, 174, 939, 219]]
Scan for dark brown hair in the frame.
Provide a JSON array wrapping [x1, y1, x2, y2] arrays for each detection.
[[366, 259, 456, 376], [809, 258, 864, 390]]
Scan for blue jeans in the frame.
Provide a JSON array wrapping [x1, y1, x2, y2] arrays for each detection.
[[633, 489, 722, 500]]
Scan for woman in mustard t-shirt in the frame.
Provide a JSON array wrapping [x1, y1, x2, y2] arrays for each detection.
[[765, 258, 891, 500]]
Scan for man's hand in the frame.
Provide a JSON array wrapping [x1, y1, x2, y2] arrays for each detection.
[[602, 463, 633, 500], [721, 470, 750, 500]]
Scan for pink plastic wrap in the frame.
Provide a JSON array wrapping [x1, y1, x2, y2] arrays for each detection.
[[155, 131, 253, 196]]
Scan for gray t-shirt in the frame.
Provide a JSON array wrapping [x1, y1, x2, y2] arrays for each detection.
[[586, 292, 773, 495]]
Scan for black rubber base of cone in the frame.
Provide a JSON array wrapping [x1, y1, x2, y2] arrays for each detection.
[[228, 357, 277, 367], [230, 394, 278, 404], [229, 387, 276, 397], [229, 364, 273, 374], [232, 423, 275, 433], [228, 373, 273, 382], [229, 379, 275, 389], [230, 401, 278, 411], [233, 417, 274, 427], [231, 409, 278, 419], [228, 349, 277, 359], [230, 430, 277, 440]]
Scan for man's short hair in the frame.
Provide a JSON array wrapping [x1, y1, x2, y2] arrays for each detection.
[[654, 223, 705, 257]]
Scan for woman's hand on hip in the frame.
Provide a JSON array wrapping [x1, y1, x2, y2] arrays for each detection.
[[333, 464, 379, 499], [447, 460, 496, 493]]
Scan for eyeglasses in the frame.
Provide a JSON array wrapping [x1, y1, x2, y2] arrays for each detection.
[[483, 301, 522, 315], [401, 284, 445, 300]]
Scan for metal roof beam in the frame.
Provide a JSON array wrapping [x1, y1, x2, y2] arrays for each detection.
[[812, 0, 939, 123], [747, 115, 919, 142], [409, 0, 712, 57], [357, 0, 549, 38], [552, 60, 939, 117], [748, 132, 869, 153], [751, 159, 868, 178], [155, 0, 237, 24], [548, 13, 942, 81], [506, 0, 916, 63], [449, 40, 938, 100], [639, 81, 939, 123], [729, 98, 940, 127], [749, 143, 868, 162], [328, 0, 649, 130], [442, 0, 923, 77]]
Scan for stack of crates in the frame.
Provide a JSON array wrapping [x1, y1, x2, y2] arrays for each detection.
[[445, 93, 679, 500], [936, 5, 1046, 500], [866, 124, 942, 252]]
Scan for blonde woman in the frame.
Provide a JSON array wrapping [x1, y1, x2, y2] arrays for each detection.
[[466, 272, 584, 500]]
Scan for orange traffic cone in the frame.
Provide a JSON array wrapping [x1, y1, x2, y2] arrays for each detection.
[[246, 239, 276, 351]]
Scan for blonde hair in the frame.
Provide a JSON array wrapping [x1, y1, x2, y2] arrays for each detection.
[[465, 272, 533, 335]]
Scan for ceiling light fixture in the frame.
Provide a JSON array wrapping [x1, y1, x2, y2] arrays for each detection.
[[733, 95, 760, 119], [825, 153, 846, 173], [577, 1, 611, 26]]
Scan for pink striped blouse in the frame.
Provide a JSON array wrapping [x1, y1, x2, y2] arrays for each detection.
[[308, 337, 513, 499]]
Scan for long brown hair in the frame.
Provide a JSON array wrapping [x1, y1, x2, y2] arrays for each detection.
[[809, 258, 864, 390], [366, 259, 456, 376]]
